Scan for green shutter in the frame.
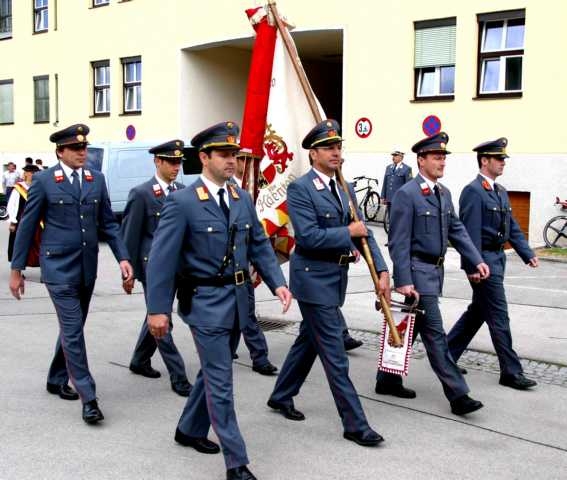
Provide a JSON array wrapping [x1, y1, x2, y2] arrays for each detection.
[[415, 25, 456, 68]]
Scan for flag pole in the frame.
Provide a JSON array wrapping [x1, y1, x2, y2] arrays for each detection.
[[267, 0, 402, 346]]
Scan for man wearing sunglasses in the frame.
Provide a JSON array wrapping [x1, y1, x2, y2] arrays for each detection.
[[9, 123, 133, 425]]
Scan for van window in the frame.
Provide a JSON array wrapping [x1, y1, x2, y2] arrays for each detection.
[[117, 149, 155, 178], [86, 147, 104, 171]]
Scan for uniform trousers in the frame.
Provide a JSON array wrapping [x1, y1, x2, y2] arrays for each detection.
[[376, 295, 469, 401], [131, 283, 188, 383], [46, 282, 96, 403], [269, 302, 370, 433], [177, 313, 248, 470], [448, 272, 522, 376]]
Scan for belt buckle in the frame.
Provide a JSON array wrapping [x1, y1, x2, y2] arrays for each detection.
[[234, 270, 245, 286], [436, 256, 444, 267], [339, 254, 349, 266]]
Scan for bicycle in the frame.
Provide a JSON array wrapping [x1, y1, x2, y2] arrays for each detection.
[[352, 176, 381, 222], [0, 193, 7, 221], [542, 197, 567, 248]]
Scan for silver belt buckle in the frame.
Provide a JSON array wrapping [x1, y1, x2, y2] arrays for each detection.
[[234, 270, 245, 286]]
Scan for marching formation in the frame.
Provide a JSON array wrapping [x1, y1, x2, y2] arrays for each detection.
[[8, 119, 538, 480]]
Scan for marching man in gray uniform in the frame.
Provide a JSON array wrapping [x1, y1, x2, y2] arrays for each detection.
[[121, 140, 192, 396], [447, 137, 538, 390], [374, 132, 489, 416], [268, 119, 389, 446], [381, 147, 412, 205], [9, 124, 133, 424], [146, 121, 292, 480]]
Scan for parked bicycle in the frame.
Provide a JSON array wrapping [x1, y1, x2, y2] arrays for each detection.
[[352, 176, 381, 222], [543, 197, 567, 248], [0, 192, 8, 221]]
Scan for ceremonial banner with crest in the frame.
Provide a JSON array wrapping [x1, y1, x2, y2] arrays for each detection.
[[241, 6, 323, 262], [378, 310, 416, 376]]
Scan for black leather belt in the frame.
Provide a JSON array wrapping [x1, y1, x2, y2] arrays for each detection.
[[412, 252, 444, 267], [188, 270, 249, 287], [295, 246, 356, 265]]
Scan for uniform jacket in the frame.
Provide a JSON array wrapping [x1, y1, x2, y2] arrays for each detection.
[[381, 162, 412, 203], [459, 174, 534, 275], [120, 177, 185, 283], [146, 178, 286, 329], [288, 169, 387, 306], [11, 164, 129, 285], [389, 174, 483, 295]]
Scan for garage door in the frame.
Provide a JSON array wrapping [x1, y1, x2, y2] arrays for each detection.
[[507, 191, 530, 244]]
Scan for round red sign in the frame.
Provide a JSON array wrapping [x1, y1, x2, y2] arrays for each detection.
[[355, 118, 373, 138]]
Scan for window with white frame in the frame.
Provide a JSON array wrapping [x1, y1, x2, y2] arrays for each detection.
[[34, 0, 48, 33], [92, 60, 110, 114], [93, 0, 109, 6], [0, 0, 12, 39], [477, 10, 525, 96], [33, 75, 49, 123], [414, 18, 456, 99], [121, 56, 141, 113], [0, 79, 14, 124]]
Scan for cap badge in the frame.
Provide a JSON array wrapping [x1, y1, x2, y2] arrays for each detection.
[[228, 184, 240, 200], [174, 149, 181, 156], [420, 182, 431, 196], [196, 186, 209, 201], [54, 169, 64, 183], [76, 135, 85, 142], [227, 122, 234, 129], [175, 141, 181, 147], [439, 142, 446, 149], [327, 129, 337, 137], [313, 177, 325, 191], [326, 121, 332, 127], [152, 184, 163, 197], [77, 126, 83, 132], [227, 135, 236, 144]]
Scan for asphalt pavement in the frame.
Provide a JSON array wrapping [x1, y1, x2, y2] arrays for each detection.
[[0, 224, 566, 480]]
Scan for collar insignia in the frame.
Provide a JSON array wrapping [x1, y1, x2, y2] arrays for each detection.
[[152, 184, 163, 197], [84, 170, 93, 182], [420, 182, 431, 196], [482, 179, 492, 191], [54, 170, 64, 183], [196, 186, 209, 201], [228, 184, 240, 200], [313, 177, 325, 191]]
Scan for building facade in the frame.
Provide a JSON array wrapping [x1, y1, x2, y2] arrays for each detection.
[[0, 0, 565, 243]]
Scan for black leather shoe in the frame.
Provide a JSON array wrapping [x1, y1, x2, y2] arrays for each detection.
[[375, 381, 416, 399], [174, 428, 220, 454], [46, 383, 79, 401], [252, 362, 278, 376], [450, 395, 483, 416], [499, 373, 537, 390], [344, 336, 364, 351], [82, 400, 104, 424], [129, 363, 161, 379], [459, 367, 468, 375], [344, 429, 384, 446], [226, 466, 257, 480], [171, 379, 193, 397], [267, 399, 305, 421]]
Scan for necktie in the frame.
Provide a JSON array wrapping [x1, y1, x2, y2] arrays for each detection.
[[433, 184, 441, 205], [434, 185, 443, 255], [329, 178, 343, 211], [71, 170, 81, 197], [218, 188, 230, 220], [167, 184, 175, 194]]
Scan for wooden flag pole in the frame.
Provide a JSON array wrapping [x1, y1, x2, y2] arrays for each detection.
[[267, 0, 402, 346]]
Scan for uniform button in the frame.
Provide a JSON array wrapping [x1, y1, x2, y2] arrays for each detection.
[[325, 213, 330, 218], [94, 199, 98, 203], [245, 224, 250, 229], [493, 207, 497, 210], [207, 227, 213, 232], [156, 212, 160, 217], [143, 256, 148, 262], [46, 251, 50, 256], [82, 228, 86, 233], [80, 215, 84, 219], [83, 242, 86, 246], [59, 200, 63, 204], [305, 267, 310, 272], [426, 211, 430, 215]]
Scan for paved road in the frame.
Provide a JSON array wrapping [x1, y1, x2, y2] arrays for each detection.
[[0, 224, 566, 479]]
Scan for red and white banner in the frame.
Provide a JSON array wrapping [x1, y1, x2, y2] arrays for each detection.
[[241, 6, 323, 262]]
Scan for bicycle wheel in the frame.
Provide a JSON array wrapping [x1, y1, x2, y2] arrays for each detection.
[[363, 192, 380, 222], [543, 215, 567, 248], [383, 206, 390, 234], [0, 205, 7, 221]]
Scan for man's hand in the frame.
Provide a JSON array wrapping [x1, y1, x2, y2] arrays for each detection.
[[119, 260, 134, 282], [467, 272, 481, 284], [122, 278, 135, 295], [527, 257, 539, 268], [353, 250, 361, 263], [395, 284, 419, 303], [9, 269, 25, 300], [347, 221, 368, 238], [147, 314, 169, 339], [476, 262, 490, 279], [8, 223, 16, 232], [377, 271, 391, 305], [275, 286, 293, 313]]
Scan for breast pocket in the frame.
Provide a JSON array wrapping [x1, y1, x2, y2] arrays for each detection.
[[193, 220, 227, 258], [146, 207, 162, 234], [485, 202, 502, 229], [416, 207, 437, 234], [316, 210, 341, 227], [48, 193, 75, 221]]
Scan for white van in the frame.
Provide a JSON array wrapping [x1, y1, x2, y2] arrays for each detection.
[[86, 142, 201, 217]]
